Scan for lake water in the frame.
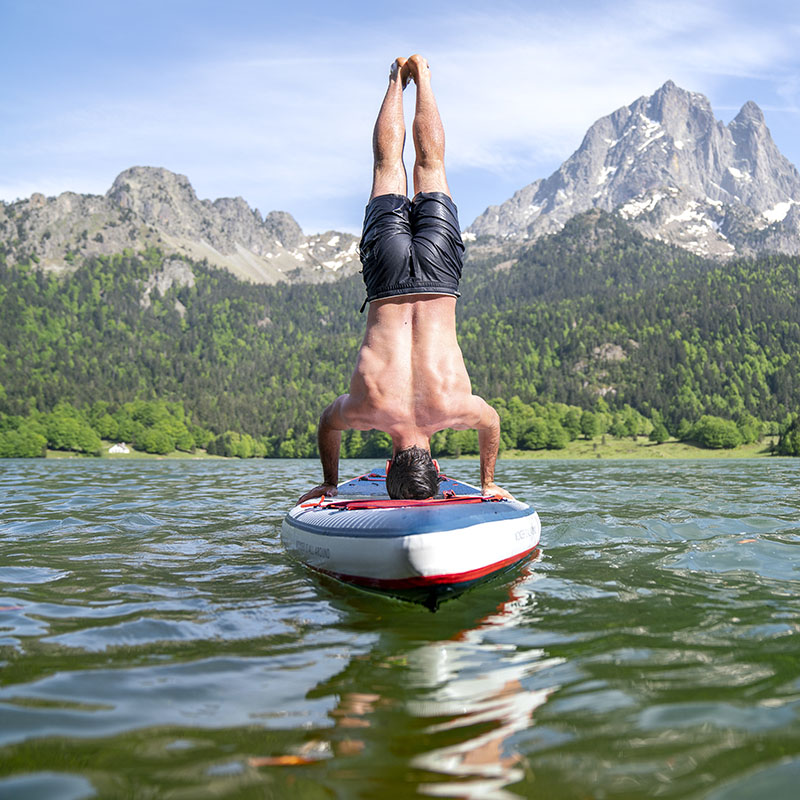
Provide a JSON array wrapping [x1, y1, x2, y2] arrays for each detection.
[[1, 457, 799, 799]]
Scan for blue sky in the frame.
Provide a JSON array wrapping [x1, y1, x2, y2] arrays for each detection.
[[2, 0, 799, 233]]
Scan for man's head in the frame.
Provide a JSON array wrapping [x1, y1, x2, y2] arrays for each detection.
[[386, 445, 440, 499]]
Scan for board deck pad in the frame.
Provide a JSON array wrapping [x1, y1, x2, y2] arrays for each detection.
[[336, 467, 482, 499]]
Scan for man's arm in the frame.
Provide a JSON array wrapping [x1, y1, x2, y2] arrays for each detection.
[[473, 398, 514, 499], [297, 396, 351, 504]]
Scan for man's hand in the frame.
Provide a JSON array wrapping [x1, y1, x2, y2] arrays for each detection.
[[482, 482, 514, 500], [297, 483, 338, 505]]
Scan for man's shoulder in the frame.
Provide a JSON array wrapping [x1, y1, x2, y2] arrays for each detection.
[[326, 391, 383, 431], [441, 394, 495, 430]]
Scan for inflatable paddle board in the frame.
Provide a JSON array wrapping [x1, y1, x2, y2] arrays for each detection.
[[282, 468, 541, 609]]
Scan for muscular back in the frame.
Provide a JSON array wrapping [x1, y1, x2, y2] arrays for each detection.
[[344, 295, 477, 438]]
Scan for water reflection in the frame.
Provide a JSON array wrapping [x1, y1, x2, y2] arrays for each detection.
[[288, 554, 560, 799], [410, 561, 559, 799]]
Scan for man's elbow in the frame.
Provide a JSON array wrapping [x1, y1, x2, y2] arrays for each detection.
[[319, 397, 348, 432], [479, 406, 500, 432], [319, 404, 334, 429]]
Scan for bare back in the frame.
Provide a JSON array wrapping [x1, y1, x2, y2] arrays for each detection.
[[344, 295, 478, 440]]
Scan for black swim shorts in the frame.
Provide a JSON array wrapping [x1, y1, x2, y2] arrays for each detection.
[[358, 191, 465, 311]]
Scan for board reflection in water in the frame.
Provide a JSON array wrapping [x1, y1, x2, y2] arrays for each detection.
[[302, 557, 553, 799]]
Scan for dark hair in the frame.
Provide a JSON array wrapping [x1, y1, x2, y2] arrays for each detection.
[[386, 446, 439, 499]]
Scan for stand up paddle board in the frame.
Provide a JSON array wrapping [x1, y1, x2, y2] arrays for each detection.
[[282, 468, 541, 609]]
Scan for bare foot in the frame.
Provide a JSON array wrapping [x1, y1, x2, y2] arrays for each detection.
[[390, 57, 411, 89], [406, 54, 431, 85]]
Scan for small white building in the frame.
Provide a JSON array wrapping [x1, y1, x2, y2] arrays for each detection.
[[108, 442, 130, 454]]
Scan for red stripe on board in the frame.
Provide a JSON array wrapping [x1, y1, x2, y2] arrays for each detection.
[[310, 547, 538, 590], [300, 495, 502, 510]]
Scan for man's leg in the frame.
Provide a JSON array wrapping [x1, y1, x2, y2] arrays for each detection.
[[407, 54, 450, 198], [370, 58, 410, 200]]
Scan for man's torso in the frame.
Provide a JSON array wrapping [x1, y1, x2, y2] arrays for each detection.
[[344, 295, 475, 438]]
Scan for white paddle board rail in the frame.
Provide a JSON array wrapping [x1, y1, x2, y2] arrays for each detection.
[[282, 468, 541, 609]]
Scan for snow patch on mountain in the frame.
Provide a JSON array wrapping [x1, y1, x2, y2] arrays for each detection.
[[763, 200, 797, 223]]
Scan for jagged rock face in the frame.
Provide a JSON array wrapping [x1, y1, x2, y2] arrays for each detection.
[[468, 81, 800, 257], [0, 166, 361, 283], [139, 257, 196, 310], [264, 211, 305, 249]]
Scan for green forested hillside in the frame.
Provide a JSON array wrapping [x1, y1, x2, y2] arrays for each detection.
[[459, 213, 800, 430], [1, 210, 799, 456]]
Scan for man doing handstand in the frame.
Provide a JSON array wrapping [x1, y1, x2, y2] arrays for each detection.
[[299, 55, 510, 503]]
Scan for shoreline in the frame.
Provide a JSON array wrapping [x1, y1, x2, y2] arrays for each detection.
[[32, 436, 785, 461], [495, 436, 780, 460]]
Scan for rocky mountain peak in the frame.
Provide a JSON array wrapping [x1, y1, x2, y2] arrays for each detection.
[[1, 167, 361, 283], [109, 165, 195, 197], [648, 79, 706, 118], [106, 166, 203, 238], [733, 100, 765, 127], [264, 211, 305, 249], [468, 82, 800, 258]]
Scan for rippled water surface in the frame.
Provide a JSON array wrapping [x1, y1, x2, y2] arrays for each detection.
[[1, 457, 799, 799]]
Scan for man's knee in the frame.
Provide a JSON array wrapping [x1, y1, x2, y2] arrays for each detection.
[[413, 162, 449, 196], [371, 162, 407, 199]]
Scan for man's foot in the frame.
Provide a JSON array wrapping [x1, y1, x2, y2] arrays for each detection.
[[406, 54, 431, 85], [390, 57, 411, 89]]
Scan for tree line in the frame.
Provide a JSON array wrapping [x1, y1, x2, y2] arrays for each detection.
[[3, 396, 796, 458]]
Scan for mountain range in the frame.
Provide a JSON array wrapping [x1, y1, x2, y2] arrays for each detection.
[[3, 205, 799, 449], [3, 81, 800, 284]]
